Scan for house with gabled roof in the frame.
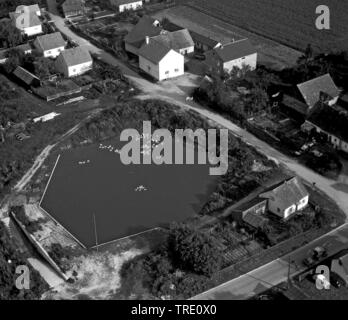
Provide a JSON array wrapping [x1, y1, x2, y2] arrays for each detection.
[[110, 0, 143, 13], [15, 43, 33, 55], [34, 32, 66, 58], [138, 37, 184, 81], [62, 0, 85, 18], [10, 5, 42, 37], [149, 29, 194, 56], [16, 5, 41, 17], [302, 104, 348, 153], [55, 46, 93, 77], [232, 197, 269, 229], [124, 16, 162, 55], [204, 39, 257, 75], [189, 31, 222, 52], [259, 177, 309, 220], [331, 251, 348, 287], [296, 74, 340, 115]]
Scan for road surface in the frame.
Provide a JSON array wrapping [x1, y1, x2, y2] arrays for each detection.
[[46, 3, 348, 220], [192, 223, 348, 300], [43, 3, 348, 299]]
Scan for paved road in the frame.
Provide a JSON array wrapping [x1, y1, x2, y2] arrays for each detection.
[[47, 2, 348, 220], [192, 223, 348, 300], [46, 4, 348, 299]]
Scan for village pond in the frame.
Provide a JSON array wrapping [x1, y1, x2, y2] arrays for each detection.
[[40, 139, 218, 247]]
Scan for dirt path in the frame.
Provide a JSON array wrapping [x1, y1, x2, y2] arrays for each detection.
[[45, 4, 348, 219], [14, 111, 97, 193], [140, 93, 348, 218]]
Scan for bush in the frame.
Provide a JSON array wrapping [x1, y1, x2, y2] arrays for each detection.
[[11, 206, 43, 234], [169, 223, 223, 276], [0, 220, 48, 299]]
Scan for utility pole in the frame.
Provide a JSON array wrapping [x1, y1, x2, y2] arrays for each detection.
[[93, 213, 99, 253], [287, 256, 292, 289]]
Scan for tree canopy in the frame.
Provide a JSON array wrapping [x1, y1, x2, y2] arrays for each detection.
[[169, 223, 223, 276], [0, 20, 23, 48]]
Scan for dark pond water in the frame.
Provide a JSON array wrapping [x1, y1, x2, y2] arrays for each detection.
[[41, 139, 218, 247]]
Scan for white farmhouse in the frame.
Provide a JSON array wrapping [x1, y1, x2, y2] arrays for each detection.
[[10, 5, 42, 37], [110, 0, 143, 13], [205, 39, 257, 74], [259, 177, 309, 220], [138, 37, 184, 81], [34, 32, 66, 58], [55, 47, 93, 78]]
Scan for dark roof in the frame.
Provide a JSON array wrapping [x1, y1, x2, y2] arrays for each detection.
[[260, 177, 308, 212], [150, 29, 194, 52], [62, 0, 84, 13], [283, 94, 308, 116], [58, 47, 92, 66], [138, 39, 171, 63], [124, 16, 162, 48], [297, 74, 340, 109], [15, 43, 33, 53], [13, 66, 40, 85], [243, 212, 269, 229], [35, 32, 66, 51], [212, 39, 256, 62], [234, 197, 267, 213], [307, 105, 348, 142], [331, 252, 348, 284], [189, 31, 219, 48]]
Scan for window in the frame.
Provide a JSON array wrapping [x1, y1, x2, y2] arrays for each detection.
[[147, 66, 151, 71], [174, 68, 179, 72], [165, 71, 169, 75]]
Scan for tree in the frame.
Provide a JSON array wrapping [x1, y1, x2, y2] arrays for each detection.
[[33, 57, 55, 79], [3, 48, 25, 73], [169, 223, 223, 276], [297, 44, 314, 65], [0, 221, 48, 299], [0, 20, 23, 48]]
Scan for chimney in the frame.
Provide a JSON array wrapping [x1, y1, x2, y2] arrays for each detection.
[[145, 36, 149, 45]]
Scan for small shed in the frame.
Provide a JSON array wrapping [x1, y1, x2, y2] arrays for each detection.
[[13, 66, 41, 88]]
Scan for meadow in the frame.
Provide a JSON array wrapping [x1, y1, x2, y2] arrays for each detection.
[[187, 0, 348, 52]]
